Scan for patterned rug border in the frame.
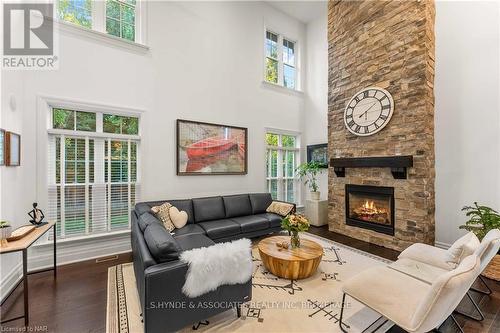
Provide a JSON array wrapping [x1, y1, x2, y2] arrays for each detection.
[[298, 231, 394, 264]]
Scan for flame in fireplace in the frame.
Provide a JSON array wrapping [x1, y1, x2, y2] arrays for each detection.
[[358, 200, 387, 215]]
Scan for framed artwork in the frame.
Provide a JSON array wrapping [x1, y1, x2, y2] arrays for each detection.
[[177, 119, 247, 175], [307, 143, 328, 168], [0, 129, 4, 166], [5, 131, 21, 166]]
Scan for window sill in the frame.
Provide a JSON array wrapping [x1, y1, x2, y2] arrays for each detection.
[[33, 229, 131, 248], [56, 20, 150, 54], [261, 81, 304, 97]]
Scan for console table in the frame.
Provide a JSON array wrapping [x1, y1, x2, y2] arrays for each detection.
[[0, 221, 56, 326]]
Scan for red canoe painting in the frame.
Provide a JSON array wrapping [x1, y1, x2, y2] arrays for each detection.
[[185, 136, 238, 159], [177, 119, 247, 175]]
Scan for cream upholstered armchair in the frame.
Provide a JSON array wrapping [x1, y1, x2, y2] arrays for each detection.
[[339, 254, 481, 333], [396, 229, 500, 321]]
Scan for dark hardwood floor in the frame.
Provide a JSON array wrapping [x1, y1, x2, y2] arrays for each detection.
[[1, 227, 498, 333]]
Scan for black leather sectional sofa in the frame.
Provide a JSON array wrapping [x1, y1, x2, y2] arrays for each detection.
[[131, 193, 293, 333]]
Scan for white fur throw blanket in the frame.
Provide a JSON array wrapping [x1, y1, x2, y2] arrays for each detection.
[[180, 238, 253, 298]]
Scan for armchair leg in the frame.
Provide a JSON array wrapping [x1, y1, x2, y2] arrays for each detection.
[[450, 314, 464, 333], [435, 314, 464, 333], [454, 291, 485, 321], [338, 293, 350, 333], [470, 275, 492, 295]]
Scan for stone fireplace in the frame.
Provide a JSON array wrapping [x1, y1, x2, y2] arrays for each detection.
[[327, 1, 435, 251]]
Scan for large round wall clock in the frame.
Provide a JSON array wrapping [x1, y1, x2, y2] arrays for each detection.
[[343, 87, 394, 136]]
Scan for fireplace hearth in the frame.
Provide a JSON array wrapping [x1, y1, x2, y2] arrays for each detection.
[[345, 184, 395, 236]]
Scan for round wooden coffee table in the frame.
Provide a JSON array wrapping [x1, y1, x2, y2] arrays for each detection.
[[258, 235, 323, 280]]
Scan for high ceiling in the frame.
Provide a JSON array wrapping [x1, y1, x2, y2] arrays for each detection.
[[267, 1, 327, 23]]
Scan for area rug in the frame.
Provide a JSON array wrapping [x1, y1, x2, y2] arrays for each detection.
[[107, 232, 394, 332]]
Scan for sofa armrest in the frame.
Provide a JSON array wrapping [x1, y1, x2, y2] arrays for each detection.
[[143, 260, 251, 333], [398, 243, 453, 270]]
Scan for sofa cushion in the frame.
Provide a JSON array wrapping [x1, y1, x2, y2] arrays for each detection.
[[249, 193, 273, 214], [266, 201, 295, 217], [192, 196, 226, 222], [223, 194, 252, 218], [143, 222, 180, 263], [171, 224, 206, 238], [231, 215, 269, 233], [445, 232, 480, 268], [151, 202, 175, 232], [168, 199, 195, 224], [137, 212, 161, 232], [175, 234, 215, 252], [198, 219, 241, 239], [135, 201, 165, 216], [255, 213, 283, 228]]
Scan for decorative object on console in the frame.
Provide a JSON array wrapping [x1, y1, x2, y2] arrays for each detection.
[[7, 225, 36, 241], [169, 206, 188, 229], [151, 202, 175, 232], [296, 161, 322, 200], [307, 143, 328, 168], [176, 119, 247, 175], [28, 202, 45, 226], [266, 201, 295, 217], [280, 214, 310, 248], [343, 87, 394, 137], [0, 220, 12, 246], [0, 129, 5, 166], [5, 131, 20, 166]]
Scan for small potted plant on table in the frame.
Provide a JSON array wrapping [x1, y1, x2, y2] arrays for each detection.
[[296, 161, 322, 200], [281, 214, 310, 248], [0, 220, 12, 247], [459, 202, 500, 280]]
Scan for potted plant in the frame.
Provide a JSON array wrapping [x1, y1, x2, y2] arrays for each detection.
[[296, 161, 322, 200], [459, 202, 500, 280], [281, 214, 310, 248], [0, 220, 12, 247]]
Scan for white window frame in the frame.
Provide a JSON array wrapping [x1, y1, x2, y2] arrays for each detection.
[[265, 129, 301, 204], [263, 28, 299, 91], [56, 0, 148, 48], [46, 99, 142, 240]]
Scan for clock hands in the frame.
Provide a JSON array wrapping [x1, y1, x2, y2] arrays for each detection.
[[358, 102, 377, 120]]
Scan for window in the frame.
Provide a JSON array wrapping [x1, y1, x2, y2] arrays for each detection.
[[264, 30, 298, 90], [57, 0, 92, 28], [266, 132, 300, 204], [48, 107, 140, 239], [57, 0, 142, 43], [106, 0, 136, 41]]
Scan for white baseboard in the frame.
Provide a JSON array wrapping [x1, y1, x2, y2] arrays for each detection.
[[0, 231, 131, 304], [435, 241, 451, 249]]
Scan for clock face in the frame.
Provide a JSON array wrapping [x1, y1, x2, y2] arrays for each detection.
[[344, 87, 394, 136]]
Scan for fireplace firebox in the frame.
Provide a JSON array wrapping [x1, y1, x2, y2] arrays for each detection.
[[345, 184, 395, 236]]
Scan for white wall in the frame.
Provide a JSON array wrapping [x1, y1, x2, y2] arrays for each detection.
[[303, 11, 328, 201], [0, 1, 307, 299], [434, 0, 500, 246]]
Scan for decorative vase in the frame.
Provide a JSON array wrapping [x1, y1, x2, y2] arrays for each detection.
[[311, 191, 320, 201], [290, 231, 300, 248]]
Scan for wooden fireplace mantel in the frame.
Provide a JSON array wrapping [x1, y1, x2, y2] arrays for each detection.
[[329, 155, 413, 179]]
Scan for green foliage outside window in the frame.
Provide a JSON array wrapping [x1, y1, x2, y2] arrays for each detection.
[[53, 109, 96, 132], [103, 114, 139, 135], [266, 133, 278, 146], [58, 0, 92, 28], [106, 0, 136, 41]]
